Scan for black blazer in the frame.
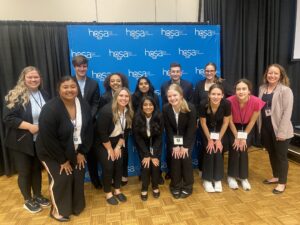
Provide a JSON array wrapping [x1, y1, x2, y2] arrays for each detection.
[[162, 102, 197, 151], [133, 113, 163, 159], [160, 79, 193, 105], [76, 76, 100, 119], [36, 97, 93, 165], [99, 91, 113, 110], [3, 90, 49, 156]]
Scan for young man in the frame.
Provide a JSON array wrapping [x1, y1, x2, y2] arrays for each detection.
[[72, 55, 102, 189], [160, 62, 194, 179]]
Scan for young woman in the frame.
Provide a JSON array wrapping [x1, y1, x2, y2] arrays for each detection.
[[133, 96, 163, 201], [36, 76, 93, 222], [3, 66, 50, 213], [95, 87, 134, 205], [258, 64, 294, 194], [163, 84, 196, 199], [227, 79, 265, 190], [199, 84, 231, 193], [132, 76, 159, 111]]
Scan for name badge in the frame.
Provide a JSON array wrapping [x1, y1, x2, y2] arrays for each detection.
[[237, 131, 248, 139], [265, 107, 271, 116], [210, 132, 220, 140], [73, 136, 82, 145], [173, 135, 183, 145]]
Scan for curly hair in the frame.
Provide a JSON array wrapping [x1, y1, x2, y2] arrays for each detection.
[[5, 66, 42, 109], [103, 72, 129, 92]]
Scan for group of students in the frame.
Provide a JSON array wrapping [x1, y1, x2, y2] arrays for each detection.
[[3, 56, 294, 222]]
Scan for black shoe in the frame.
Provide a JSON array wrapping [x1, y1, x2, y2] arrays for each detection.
[[171, 191, 181, 199], [158, 176, 164, 185], [152, 191, 160, 198], [33, 195, 51, 208], [23, 199, 42, 213], [115, 193, 127, 202], [50, 212, 70, 222], [121, 181, 128, 186], [93, 182, 103, 189], [165, 173, 171, 180], [140, 193, 148, 201], [263, 179, 279, 185], [106, 196, 119, 205], [180, 191, 191, 198]]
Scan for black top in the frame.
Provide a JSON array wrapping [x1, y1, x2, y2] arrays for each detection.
[[3, 90, 49, 156], [99, 91, 113, 110], [36, 97, 93, 165], [199, 98, 231, 132], [160, 79, 193, 105], [162, 102, 197, 150], [132, 93, 160, 112]]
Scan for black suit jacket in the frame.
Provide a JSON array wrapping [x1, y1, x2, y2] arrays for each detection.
[[162, 102, 197, 151], [76, 76, 100, 119], [160, 79, 193, 104], [3, 90, 49, 156]]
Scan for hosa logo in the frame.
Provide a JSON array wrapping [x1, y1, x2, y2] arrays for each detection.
[[161, 28, 187, 39], [88, 28, 114, 40], [144, 49, 169, 59], [125, 28, 152, 39], [128, 69, 153, 80], [108, 49, 135, 61], [70, 50, 98, 59], [178, 48, 201, 59], [162, 68, 170, 77], [195, 67, 205, 77], [91, 70, 111, 81], [154, 90, 160, 96], [194, 29, 215, 39]]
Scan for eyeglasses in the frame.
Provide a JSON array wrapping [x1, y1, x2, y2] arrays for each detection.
[[205, 70, 216, 73]]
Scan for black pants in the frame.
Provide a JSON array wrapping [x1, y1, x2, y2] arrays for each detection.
[[261, 124, 290, 184], [140, 160, 160, 192], [122, 139, 128, 178], [13, 147, 42, 201], [170, 152, 194, 194], [42, 159, 85, 217], [86, 146, 101, 187], [97, 136, 123, 193], [201, 146, 224, 181]]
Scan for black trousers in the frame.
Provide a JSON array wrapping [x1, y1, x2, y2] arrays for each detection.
[[13, 146, 42, 201], [170, 152, 194, 194], [261, 124, 290, 184], [97, 136, 123, 193], [201, 147, 224, 181], [86, 146, 101, 187], [140, 160, 160, 192], [42, 159, 85, 217], [122, 138, 128, 178]]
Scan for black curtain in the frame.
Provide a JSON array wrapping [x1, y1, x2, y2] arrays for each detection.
[[203, 0, 300, 124], [0, 21, 70, 176]]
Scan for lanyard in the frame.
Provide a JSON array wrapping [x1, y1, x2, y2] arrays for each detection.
[[264, 84, 277, 108], [30, 91, 43, 109], [208, 104, 218, 132], [118, 111, 126, 135], [237, 98, 249, 131]]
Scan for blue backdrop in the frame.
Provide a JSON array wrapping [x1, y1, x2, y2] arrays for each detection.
[[67, 24, 221, 178]]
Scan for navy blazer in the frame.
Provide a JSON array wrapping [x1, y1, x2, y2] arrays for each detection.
[[76, 76, 100, 119], [160, 79, 193, 105], [3, 90, 49, 156], [162, 102, 197, 151]]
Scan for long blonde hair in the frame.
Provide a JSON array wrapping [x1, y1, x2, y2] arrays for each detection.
[[112, 87, 134, 128], [167, 84, 191, 113], [5, 66, 42, 109]]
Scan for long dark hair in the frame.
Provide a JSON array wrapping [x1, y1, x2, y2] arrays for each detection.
[[133, 96, 163, 137], [132, 76, 156, 110]]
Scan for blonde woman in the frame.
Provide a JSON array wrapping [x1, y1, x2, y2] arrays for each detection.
[[95, 87, 134, 205], [3, 66, 50, 213], [163, 84, 197, 199]]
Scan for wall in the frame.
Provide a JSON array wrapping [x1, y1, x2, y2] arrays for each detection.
[[0, 0, 199, 22]]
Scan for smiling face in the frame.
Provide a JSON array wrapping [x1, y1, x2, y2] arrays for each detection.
[[74, 64, 88, 79], [138, 78, 150, 94], [24, 70, 41, 91], [208, 87, 224, 105], [169, 66, 182, 82], [117, 89, 130, 108], [235, 82, 250, 102], [167, 89, 183, 107], [59, 79, 78, 102], [110, 74, 122, 92], [142, 99, 154, 117], [205, 64, 217, 81], [266, 66, 281, 86]]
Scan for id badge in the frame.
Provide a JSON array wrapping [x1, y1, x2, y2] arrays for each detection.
[[265, 107, 272, 117], [210, 132, 220, 140], [237, 131, 248, 139], [173, 135, 183, 145], [73, 136, 82, 145], [150, 146, 154, 156]]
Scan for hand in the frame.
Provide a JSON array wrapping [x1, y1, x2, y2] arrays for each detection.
[[114, 146, 122, 160], [76, 153, 86, 170], [215, 140, 223, 153], [142, 157, 151, 168], [29, 124, 39, 134], [232, 139, 240, 151], [107, 149, 115, 161], [60, 161, 73, 175], [151, 158, 159, 167], [180, 146, 189, 159], [172, 146, 181, 159], [206, 139, 215, 154], [239, 139, 247, 151]]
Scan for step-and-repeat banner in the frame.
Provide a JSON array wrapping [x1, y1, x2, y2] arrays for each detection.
[[67, 24, 221, 178]]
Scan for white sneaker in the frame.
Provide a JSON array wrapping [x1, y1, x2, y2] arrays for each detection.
[[227, 177, 239, 189], [241, 179, 251, 191], [203, 180, 215, 193], [214, 181, 223, 192]]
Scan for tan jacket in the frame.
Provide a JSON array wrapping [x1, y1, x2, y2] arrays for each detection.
[[257, 83, 294, 139]]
